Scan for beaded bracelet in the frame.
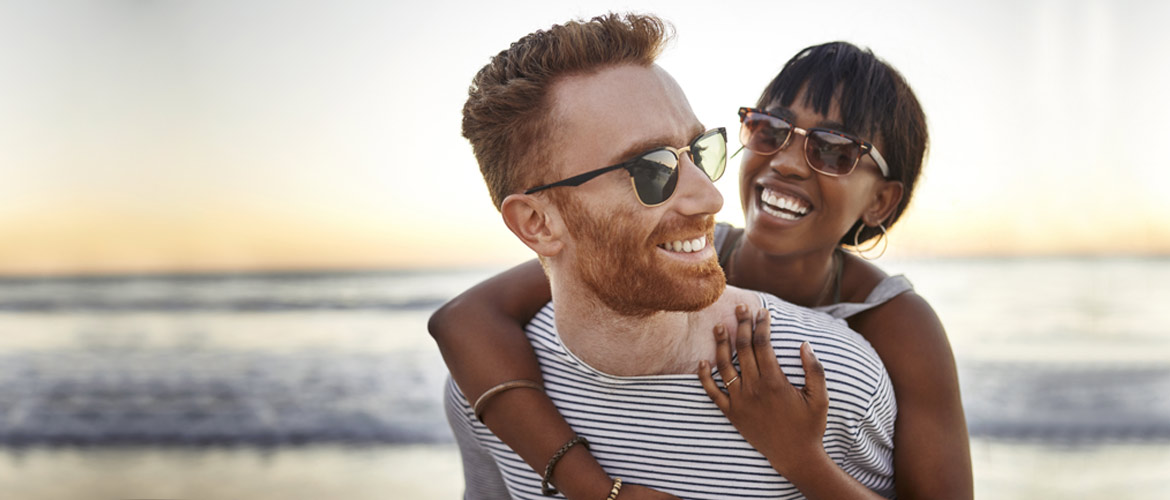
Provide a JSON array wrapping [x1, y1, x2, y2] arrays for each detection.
[[472, 379, 543, 422], [606, 477, 623, 500], [541, 435, 590, 496]]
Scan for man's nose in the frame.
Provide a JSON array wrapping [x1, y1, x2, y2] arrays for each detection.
[[671, 153, 723, 216]]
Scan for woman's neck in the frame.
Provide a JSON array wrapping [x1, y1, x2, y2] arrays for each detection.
[[728, 240, 840, 308]]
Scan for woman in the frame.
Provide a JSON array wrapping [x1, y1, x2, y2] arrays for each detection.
[[431, 41, 971, 499]]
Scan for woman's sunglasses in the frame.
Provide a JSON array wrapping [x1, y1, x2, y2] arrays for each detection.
[[737, 107, 889, 178], [524, 127, 727, 207]]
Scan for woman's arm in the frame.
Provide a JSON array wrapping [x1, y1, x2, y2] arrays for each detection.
[[850, 291, 974, 500], [698, 306, 888, 500], [429, 260, 679, 499]]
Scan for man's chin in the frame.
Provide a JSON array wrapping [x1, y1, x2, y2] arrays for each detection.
[[668, 266, 726, 311], [601, 264, 725, 317]]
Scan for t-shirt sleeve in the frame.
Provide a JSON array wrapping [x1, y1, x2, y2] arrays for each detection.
[[844, 379, 896, 493], [444, 377, 511, 499]]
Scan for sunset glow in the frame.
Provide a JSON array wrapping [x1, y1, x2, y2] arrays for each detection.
[[2, 0, 1168, 275]]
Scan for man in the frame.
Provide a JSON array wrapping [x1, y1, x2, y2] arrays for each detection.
[[446, 13, 895, 499]]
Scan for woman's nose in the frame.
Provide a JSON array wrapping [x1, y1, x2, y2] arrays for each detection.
[[768, 138, 812, 179]]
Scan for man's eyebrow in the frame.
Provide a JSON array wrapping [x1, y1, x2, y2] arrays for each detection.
[[606, 125, 707, 166]]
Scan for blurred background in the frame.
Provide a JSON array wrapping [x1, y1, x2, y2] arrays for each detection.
[[1, 0, 1169, 498]]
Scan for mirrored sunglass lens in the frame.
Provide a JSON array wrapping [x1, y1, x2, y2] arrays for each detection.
[[742, 114, 790, 154], [629, 149, 678, 205], [692, 131, 727, 181], [807, 131, 861, 174]]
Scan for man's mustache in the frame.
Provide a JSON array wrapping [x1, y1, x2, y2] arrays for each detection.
[[648, 214, 715, 243]]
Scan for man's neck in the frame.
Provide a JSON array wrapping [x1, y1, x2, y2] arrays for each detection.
[[549, 279, 758, 376]]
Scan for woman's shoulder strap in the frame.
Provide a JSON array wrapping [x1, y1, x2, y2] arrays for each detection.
[[814, 274, 915, 320]]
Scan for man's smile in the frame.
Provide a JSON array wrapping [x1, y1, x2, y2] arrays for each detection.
[[657, 235, 707, 253]]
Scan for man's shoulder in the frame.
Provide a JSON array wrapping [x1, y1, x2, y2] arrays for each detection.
[[524, 300, 558, 330], [757, 291, 851, 333], [522, 300, 572, 358], [759, 291, 889, 384]]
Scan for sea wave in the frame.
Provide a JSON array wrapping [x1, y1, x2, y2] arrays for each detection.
[[2, 348, 1168, 446]]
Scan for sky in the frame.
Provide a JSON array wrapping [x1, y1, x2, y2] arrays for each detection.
[[1, 0, 1169, 275]]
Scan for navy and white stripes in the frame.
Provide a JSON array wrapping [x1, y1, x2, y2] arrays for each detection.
[[446, 292, 896, 499]]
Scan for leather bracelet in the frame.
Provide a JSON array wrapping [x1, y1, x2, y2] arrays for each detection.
[[472, 379, 543, 422], [606, 477, 623, 500], [541, 435, 590, 496]]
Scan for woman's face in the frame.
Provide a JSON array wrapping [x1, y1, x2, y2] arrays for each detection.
[[738, 87, 893, 257]]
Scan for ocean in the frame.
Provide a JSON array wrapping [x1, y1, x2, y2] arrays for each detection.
[[1, 258, 1169, 499]]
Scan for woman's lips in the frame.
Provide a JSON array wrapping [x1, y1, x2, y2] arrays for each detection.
[[757, 186, 811, 221]]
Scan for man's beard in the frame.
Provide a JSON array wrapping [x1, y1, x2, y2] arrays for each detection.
[[556, 195, 725, 318]]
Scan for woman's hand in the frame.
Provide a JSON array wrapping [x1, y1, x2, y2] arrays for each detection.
[[697, 305, 830, 477]]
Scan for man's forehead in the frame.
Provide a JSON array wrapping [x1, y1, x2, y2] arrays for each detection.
[[549, 64, 702, 167]]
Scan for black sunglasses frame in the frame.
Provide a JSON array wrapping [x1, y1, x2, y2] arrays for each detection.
[[524, 127, 727, 207]]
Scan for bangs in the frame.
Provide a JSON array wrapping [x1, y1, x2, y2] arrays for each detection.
[[756, 42, 894, 141]]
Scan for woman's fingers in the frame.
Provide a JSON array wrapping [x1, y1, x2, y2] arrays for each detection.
[[751, 307, 785, 380], [699, 323, 739, 409], [733, 304, 759, 383], [800, 341, 828, 407], [697, 360, 729, 411], [712, 324, 740, 385]]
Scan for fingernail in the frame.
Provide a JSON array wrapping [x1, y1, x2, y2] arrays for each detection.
[[803, 341, 815, 355], [756, 308, 767, 321], [736, 304, 747, 314], [714, 324, 724, 337]]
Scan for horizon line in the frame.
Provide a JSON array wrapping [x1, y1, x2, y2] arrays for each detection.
[[3, 252, 1169, 281]]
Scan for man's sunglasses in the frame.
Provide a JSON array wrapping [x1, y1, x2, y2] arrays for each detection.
[[737, 107, 889, 178], [524, 128, 727, 207]]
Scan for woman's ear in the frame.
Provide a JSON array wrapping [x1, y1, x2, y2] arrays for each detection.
[[863, 180, 905, 226], [501, 193, 566, 257]]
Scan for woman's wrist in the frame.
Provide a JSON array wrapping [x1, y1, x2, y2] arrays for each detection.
[[550, 445, 613, 499], [768, 444, 833, 484]]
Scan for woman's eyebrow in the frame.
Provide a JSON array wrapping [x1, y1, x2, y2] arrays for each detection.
[[766, 107, 857, 136], [817, 120, 854, 135], [765, 107, 796, 122]]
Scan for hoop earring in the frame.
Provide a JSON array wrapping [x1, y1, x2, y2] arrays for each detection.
[[850, 223, 888, 260]]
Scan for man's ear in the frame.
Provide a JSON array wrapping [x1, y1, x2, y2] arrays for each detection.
[[501, 193, 566, 257], [862, 180, 905, 226]]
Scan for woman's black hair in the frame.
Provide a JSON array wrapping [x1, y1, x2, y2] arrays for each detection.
[[757, 41, 928, 245]]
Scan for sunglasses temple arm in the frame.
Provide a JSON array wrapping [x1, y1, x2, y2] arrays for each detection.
[[730, 145, 745, 159]]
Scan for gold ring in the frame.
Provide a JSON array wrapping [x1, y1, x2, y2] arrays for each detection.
[[725, 375, 740, 387]]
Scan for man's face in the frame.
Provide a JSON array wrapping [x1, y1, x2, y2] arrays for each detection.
[[544, 64, 725, 317]]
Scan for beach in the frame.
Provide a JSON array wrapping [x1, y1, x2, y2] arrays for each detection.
[[2, 258, 1169, 498]]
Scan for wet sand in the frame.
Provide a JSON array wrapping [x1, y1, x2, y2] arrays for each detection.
[[5, 440, 1170, 499], [1, 444, 464, 500]]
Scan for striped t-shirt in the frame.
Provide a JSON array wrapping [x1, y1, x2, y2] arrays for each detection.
[[445, 292, 896, 499]]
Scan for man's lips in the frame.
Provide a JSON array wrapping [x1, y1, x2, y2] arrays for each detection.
[[657, 235, 708, 253]]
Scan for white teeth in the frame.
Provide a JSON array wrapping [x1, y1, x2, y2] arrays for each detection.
[[762, 203, 800, 220], [659, 235, 707, 253], [761, 188, 809, 216]]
